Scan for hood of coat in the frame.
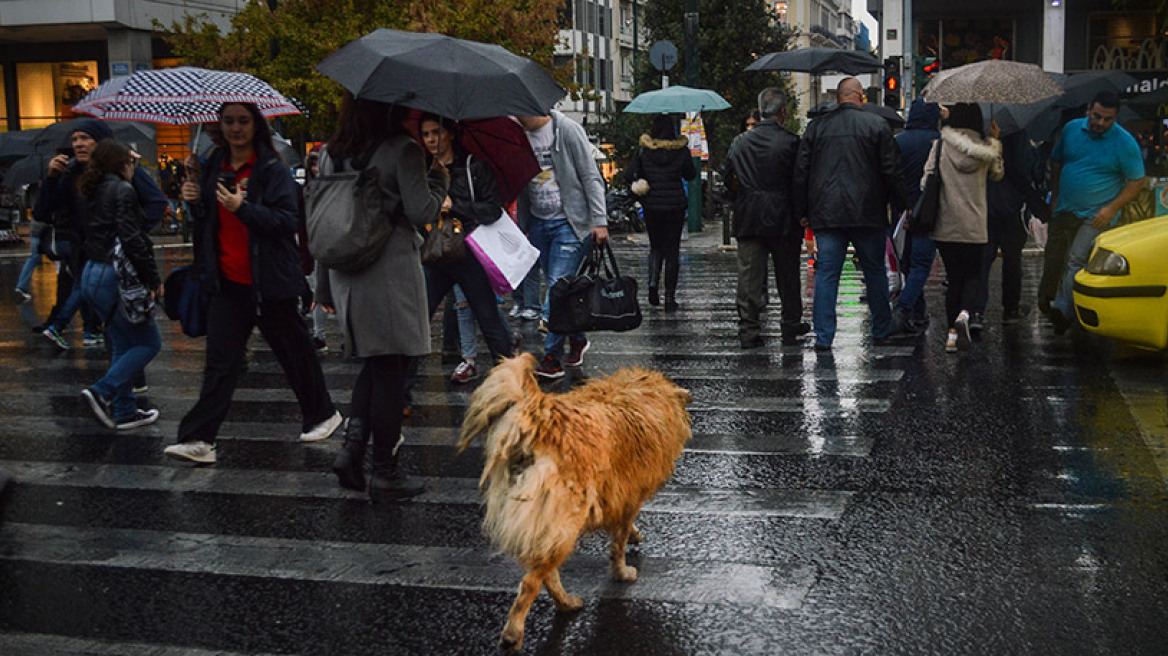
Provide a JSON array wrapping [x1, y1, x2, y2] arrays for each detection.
[[905, 98, 941, 131], [639, 134, 689, 150], [941, 126, 1002, 174]]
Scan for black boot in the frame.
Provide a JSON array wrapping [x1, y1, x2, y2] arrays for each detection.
[[369, 436, 424, 502], [332, 417, 368, 492], [647, 251, 662, 307], [664, 292, 679, 312]]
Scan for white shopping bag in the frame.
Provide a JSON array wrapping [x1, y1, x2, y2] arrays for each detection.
[[465, 211, 541, 295]]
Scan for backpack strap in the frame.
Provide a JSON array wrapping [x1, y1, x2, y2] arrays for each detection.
[[466, 154, 475, 203]]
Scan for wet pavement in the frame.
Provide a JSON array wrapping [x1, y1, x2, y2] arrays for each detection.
[[2, 224, 1168, 655]]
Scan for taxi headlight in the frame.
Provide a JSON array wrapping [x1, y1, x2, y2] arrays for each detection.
[[1085, 248, 1129, 275]]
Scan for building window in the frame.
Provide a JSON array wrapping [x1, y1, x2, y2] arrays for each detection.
[[916, 19, 1013, 71], [774, 2, 787, 24], [16, 60, 98, 129]]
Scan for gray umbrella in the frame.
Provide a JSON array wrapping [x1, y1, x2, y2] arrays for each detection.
[[2, 154, 51, 190], [0, 129, 46, 162], [746, 47, 882, 75], [923, 60, 1063, 105], [317, 29, 565, 120], [31, 119, 155, 152]]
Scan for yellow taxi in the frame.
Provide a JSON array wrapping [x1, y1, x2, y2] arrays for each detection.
[[1073, 216, 1168, 350]]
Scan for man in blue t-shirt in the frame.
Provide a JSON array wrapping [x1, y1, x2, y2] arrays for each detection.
[[1047, 91, 1146, 333]]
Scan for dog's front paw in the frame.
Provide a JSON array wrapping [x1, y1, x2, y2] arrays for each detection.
[[555, 594, 584, 612], [499, 627, 524, 653], [612, 565, 638, 582]]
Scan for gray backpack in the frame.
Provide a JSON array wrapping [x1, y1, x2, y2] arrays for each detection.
[[305, 140, 399, 272]]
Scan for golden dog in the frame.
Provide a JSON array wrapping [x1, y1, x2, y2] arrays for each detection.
[[457, 353, 692, 652]]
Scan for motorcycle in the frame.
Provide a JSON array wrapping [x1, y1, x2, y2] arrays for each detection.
[[605, 187, 645, 234]]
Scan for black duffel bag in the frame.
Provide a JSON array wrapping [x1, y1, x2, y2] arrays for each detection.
[[548, 241, 642, 334]]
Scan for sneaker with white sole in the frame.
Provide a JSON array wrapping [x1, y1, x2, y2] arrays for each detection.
[[164, 441, 217, 464], [955, 312, 972, 351], [82, 332, 104, 347], [945, 331, 958, 353], [519, 308, 540, 322], [450, 360, 478, 383], [80, 387, 115, 429], [299, 410, 343, 442], [116, 408, 160, 430], [43, 326, 68, 350], [563, 338, 590, 367], [535, 355, 564, 379], [509, 305, 523, 318]]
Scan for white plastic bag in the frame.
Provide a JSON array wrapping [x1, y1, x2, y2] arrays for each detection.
[[465, 211, 541, 295]]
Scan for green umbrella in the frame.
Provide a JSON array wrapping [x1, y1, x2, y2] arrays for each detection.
[[623, 85, 731, 114]]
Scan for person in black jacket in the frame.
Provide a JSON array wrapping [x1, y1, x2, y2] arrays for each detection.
[[418, 115, 514, 373], [722, 87, 810, 348], [76, 140, 161, 430], [624, 114, 696, 310], [164, 102, 341, 465], [794, 77, 907, 351]]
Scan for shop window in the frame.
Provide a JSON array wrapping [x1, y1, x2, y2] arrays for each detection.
[[0, 65, 7, 132], [916, 19, 1013, 72], [17, 60, 98, 129]]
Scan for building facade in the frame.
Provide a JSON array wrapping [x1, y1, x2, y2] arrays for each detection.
[[0, 0, 243, 132], [778, 0, 869, 112]]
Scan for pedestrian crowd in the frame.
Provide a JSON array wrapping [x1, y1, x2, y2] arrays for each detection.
[[14, 75, 1144, 502], [720, 80, 1145, 354]]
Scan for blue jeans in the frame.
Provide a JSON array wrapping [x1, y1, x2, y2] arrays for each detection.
[[513, 266, 541, 312], [80, 261, 161, 420], [1052, 216, 1104, 321], [16, 232, 41, 292], [813, 227, 892, 347], [895, 233, 935, 317], [528, 217, 587, 359]]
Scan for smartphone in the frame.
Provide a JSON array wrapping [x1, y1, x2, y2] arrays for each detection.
[[217, 171, 237, 193], [56, 147, 74, 158]]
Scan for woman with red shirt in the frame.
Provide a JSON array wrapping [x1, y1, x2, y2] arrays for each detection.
[[164, 103, 341, 464]]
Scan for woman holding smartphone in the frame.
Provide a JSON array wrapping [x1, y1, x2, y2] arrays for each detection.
[[163, 102, 341, 464]]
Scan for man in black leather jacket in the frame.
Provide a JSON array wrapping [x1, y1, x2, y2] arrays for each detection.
[[794, 77, 907, 350], [723, 87, 810, 349]]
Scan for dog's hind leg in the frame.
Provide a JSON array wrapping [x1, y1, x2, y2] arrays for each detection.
[[628, 523, 644, 545], [545, 568, 584, 612], [608, 523, 639, 582], [500, 568, 545, 653]]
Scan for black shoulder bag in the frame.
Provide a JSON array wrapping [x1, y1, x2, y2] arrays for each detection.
[[910, 139, 943, 235]]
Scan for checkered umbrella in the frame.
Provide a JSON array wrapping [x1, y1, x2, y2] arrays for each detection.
[[71, 67, 301, 125]]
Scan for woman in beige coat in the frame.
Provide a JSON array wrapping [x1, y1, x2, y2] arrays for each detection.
[[317, 95, 448, 500], [925, 103, 1004, 352]]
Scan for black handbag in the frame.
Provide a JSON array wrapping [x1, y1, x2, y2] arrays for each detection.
[[910, 140, 943, 235], [420, 213, 467, 266], [548, 241, 642, 334]]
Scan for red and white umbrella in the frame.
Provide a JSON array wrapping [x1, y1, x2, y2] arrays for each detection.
[[72, 66, 301, 125]]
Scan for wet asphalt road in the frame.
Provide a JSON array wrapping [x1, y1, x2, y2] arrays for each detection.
[[2, 223, 1168, 655]]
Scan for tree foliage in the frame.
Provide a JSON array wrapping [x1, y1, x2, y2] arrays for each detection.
[[158, 0, 566, 139], [595, 0, 796, 169]]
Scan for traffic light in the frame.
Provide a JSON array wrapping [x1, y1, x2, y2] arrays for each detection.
[[883, 56, 902, 110], [915, 56, 938, 95]]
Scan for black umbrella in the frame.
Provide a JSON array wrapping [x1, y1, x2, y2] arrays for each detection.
[[746, 47, 882, 75], [1124, 84, 1168, 120], [2, 154, 51, 190], [1055, 70, 1139, 111], [0, 129, 45, 162], [31, 119, 155, 152], [317, 29, 565, 120]]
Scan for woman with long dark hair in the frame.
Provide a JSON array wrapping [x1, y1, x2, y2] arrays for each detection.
[[77, 139, 162, 430], [318, 95, 449, 500], [164, 102, 341, 464], [927, 103, 1003, 352], [624, 114, 696, 310]]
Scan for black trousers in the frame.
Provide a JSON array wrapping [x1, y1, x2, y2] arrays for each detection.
[[936, 241, 984, 327], [352, 354, 408, 459], [644, 210, 686, 295], [975, 211, 1028, 315], [736, 235, 803, 341], [177, 279, 335, 444], [425, 254, 513, 361]]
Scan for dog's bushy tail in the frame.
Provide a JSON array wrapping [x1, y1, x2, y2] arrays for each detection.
[[457, 353, 539, 453]]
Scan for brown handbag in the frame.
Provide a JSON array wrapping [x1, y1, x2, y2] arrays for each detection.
[[420, 212, 467, 265]]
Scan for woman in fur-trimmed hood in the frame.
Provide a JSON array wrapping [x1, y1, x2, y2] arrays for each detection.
[[623, 114, 697, 310], [924, 102, 1004, 353]]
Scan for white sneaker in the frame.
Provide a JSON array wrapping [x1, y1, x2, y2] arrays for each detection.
[[299, 410, 343, 442], [164, 441, 216, 464]]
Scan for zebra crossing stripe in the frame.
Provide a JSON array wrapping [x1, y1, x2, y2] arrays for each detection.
[[0, 522, 817, 610]]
